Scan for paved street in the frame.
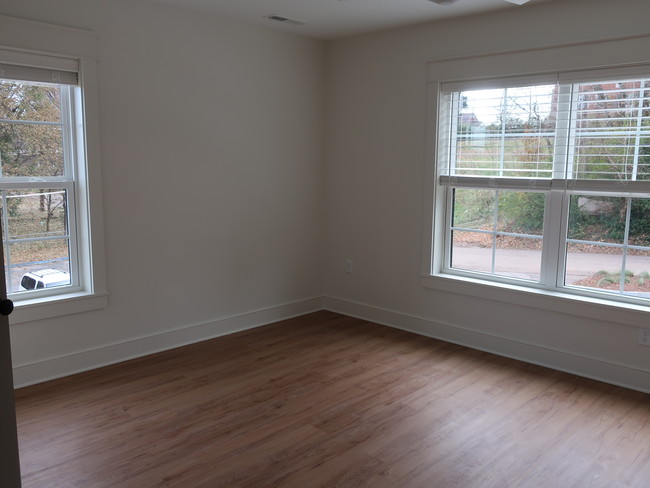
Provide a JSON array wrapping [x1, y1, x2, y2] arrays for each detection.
[[453, 247, 650, 284]]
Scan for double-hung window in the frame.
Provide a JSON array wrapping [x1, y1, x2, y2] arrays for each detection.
[[0, 59, 80, 298], [435, 68, 650, 305]]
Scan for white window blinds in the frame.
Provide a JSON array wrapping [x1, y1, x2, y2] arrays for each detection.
[[570, 78, 650, 182], [0, 48, 78, 85], [438, 70, 650, 191]]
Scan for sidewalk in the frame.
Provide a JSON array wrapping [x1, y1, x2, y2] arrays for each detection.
[[452, 247, 650, 283]]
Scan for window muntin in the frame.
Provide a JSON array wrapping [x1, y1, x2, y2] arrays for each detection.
[[449, 188, 545, 283], [0, 78, 80, 298], [564, 193, 650, 296], [437, 74, 650, 304]]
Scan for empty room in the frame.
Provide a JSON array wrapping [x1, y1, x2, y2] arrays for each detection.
[[0, 0, 648, 486]]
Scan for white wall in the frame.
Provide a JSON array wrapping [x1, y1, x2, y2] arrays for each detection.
[[0, 0, 325, 386], [3, 0, 649, 392], [323, 0, 650, 392]]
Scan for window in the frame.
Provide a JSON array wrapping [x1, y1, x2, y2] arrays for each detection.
[[435, 69, 650, 306], [0, 75, 78, 298], [0, 14, 107, 323]]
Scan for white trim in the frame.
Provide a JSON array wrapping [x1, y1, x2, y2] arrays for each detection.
[[427, 35, 650, 83], [12, 297, 324, 388], [9, 291, 109, 324], [323, 296, 650, 395], [424, 34, 650, 311], [76, 56, 108, 304], [424, 81, 444, 275], [420, 273, 649, 326]]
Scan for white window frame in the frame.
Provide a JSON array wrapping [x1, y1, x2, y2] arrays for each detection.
[[0, 85, 80, 298], [439, 75, 650, 298], [422, 35, 650, 326], [0, 15, 107, 324]]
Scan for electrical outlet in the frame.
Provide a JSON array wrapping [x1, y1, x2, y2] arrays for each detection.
[[345, 259, 353, 274], [639, 328, 650, 346]]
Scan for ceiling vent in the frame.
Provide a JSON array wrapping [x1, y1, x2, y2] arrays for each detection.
[[265, 15, 306, 26]]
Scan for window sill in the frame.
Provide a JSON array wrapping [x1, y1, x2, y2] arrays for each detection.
[[10, 290, 109, 324], [421, 273, 649, 328]]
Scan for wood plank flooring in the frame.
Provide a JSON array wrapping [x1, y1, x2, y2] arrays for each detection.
[[14, 311, 650, 487]]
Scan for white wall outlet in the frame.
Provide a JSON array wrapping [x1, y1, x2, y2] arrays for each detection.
[[639, 328, 650, 346], [345, 259, 353, 274]]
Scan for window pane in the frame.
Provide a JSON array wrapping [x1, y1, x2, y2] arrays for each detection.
[[622, 197, 650, 297], [450, 189, 543, 282], [566, 195, 650, 300], [0, 122, 64, 177], [451, 230, 493, 274], [6, 239, 70, 294], [571, 79, 650, 181], [446, 85, 557, 178], [1, 188, 71, 294], [628, 197, 650, 244], [494, 238, 543, 282], [5, 189, 69, 239], [0, 81, 61, 122], [565, 242, 624, 288], [452, 188, 495, 229], [497, 191, 545, 235], [567, 195, 625, 245]]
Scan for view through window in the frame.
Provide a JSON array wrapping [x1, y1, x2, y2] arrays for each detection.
[[0, 78, 78, 297], [437, 73, 650, 304]]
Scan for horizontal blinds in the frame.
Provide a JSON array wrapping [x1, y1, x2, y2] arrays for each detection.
[[438, 82, 560, 179], [569, 78, 650, 182], [439, 67, 650, 187], [0, 48, 78, 85]]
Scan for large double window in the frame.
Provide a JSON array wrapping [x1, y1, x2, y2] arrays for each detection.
[[436, 68, 650, 305]]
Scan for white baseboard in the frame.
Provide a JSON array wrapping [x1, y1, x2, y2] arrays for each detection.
[[15, 295, 649, 394], [323, 296, 650, 394], [13, 297, 324, 388]]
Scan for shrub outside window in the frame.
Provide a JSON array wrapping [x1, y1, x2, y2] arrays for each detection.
[[436, 71, 650, 305]]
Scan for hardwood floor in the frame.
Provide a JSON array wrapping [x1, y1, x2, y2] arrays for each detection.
[[15, 311, 650, 487]]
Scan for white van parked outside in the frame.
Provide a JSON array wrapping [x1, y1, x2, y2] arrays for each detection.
[[19, 269, 71, 291]]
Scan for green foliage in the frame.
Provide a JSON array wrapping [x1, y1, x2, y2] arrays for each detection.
[[596, 269, 648, 287], [452, 189, 495, 228], [568, 196, 650, 245], [0, 81, 63, 178], [498, 192, 545, 233]]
